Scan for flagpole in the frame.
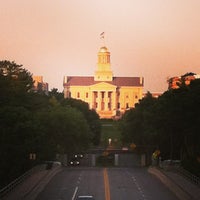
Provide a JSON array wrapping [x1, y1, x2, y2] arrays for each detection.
[[100, 32, 105, 46]]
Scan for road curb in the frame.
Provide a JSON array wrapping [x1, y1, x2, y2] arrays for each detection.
[[23, 165, 63, 200], [148, 167, 192, 200]]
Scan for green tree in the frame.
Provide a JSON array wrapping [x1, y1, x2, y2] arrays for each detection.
[[0, 60, 36, 187], [0, 60, 101, 188], [49, 88, 64, 101], [48, 92, 102, 146], [0, 60, 33, 106], [36, 106, 91, 158], [155, 82, 199, 160], [120, 92, 157, 146], [0, 106, 40, 187], [120, 79, 200, 165], [61, 98, 101, 146]]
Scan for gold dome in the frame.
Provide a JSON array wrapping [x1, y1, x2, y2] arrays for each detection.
[[99, 46, 108, 53]]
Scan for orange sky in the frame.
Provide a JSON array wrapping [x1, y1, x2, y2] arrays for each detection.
[[1, 0, 200, 92]]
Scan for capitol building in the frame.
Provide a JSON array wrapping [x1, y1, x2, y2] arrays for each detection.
[[63, 45, 144, 119]]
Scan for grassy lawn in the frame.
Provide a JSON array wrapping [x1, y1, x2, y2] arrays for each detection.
[[100, 119, 122, 149]]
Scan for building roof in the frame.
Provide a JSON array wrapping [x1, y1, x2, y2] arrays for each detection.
[[99, 46, 109, 53], [63, 76, 143, 87]]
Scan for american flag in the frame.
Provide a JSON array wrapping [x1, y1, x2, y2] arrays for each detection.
[[100, 32, 105, 39]]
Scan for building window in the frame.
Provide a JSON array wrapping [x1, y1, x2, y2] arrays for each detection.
[[117, 103, 120, 109], [86, 92, 88, 98], [77, 92, 80, 98], [126, 103, 129, 109]]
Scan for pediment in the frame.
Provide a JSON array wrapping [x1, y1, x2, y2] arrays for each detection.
[[90, 82, 116, 90]]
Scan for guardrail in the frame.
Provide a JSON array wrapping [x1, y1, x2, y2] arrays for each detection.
[[0, 164, 46, 198], [160, 159, 200, 187], [175, 166, 200, 186]]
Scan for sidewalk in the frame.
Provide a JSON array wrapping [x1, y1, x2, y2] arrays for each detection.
[[2, 164, 62, 200], [148, 167, 200, 200]]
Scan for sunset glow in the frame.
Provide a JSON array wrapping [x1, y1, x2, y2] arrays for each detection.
[[1, 0, 200, 92]]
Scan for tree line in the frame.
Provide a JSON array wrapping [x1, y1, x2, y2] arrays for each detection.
[[120, 78, 200, 176], [0, 60, 101, 188]]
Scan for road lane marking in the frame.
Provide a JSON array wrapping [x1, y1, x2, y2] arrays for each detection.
[[103, 168, 111, 200], [131, 176, 147, 200], [72, 186, 78, 200], [72, 171, 84, 200], [126, 170, 147, 200]]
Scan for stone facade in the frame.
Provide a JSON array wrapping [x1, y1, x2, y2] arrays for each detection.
[[167, 72, 200, 89], [33, 76, 48, 94], [63, 46, 144, 119]]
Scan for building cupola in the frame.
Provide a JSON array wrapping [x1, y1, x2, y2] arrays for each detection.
[[94, 46, 113, 81]]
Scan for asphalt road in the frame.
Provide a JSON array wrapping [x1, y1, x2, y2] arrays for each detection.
[[36, 167, 179, 200]]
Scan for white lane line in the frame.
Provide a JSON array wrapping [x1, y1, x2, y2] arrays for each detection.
[[125, 170, 147, 200], [77, 176, 82, 184], [72, 186, 78, 200]]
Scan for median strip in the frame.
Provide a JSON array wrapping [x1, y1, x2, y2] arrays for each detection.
[[103, 168, 111, 200]]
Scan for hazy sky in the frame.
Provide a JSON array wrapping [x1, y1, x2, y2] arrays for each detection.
[[1, 0, 200, 92]]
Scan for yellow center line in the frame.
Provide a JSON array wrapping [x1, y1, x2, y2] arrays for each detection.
[[103, 168, 111, 200]]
